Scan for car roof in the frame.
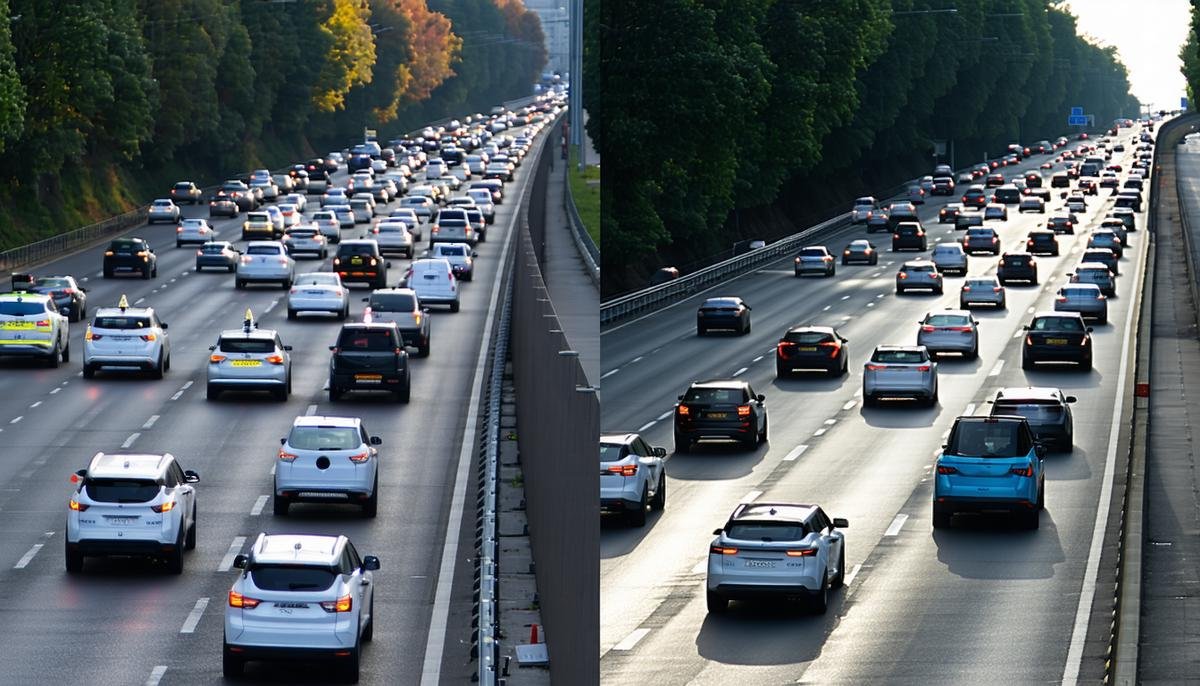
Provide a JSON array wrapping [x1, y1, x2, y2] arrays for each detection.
[[994, 386, 1063, 402], [250, 533, 344, 565], [953, 414, 1028, 425], [901, 259, 935, 267], [94, 306, 155, 318], [219, 327, 277, 339], [600, 433, 640, 446], [0, 291, 51, 303], [785, 325, 835, 334], [730, 502, 815, 523], [690, 379, 747, 390], [292, 415, 361, 428], [873, 344, 926, 353], [1032, 310, 1084, 319], [87, 452, 171, 480], [928, 309, 970, 317]]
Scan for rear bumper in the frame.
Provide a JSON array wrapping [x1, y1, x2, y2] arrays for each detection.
[[1025, 344, 1091, 363], [0, 341, 55, 356], [600, 495, 642, 513], [85, 354, 159, 369], [330, 371, 408, 390], [68, 538, 176, 556], [933, 495, 1037, 515], [707, 581, 822, 598], [777, 354, 838, 372], [196, 258, 234, 269], [675, 422, 754, 440]]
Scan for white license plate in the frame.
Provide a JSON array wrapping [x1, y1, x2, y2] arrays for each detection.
[[744, 560, 776, 569], [106, 516, 137, 526]]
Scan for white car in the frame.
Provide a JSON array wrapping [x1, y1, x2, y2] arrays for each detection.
[[328, 204, 357, 229], [250, 178, 279, 201], [404, 258, 460, 312], [66, 452, 199, 574], [288, 272, 349, 320], [706, 502, 847, 614], [930, 243, 968, 276], [429, 242, 476, 281], [600, 432, 667, 527], [370, 221, 414, 258], [311, 210, 342, 243], [322, 188, 349, 207], [273, 416, 382, 516], [176, 218, 215, 247], [387, 208, 423, 240], [83, 302, 171, 378], [148, 198, 181, 224], [398, 196, 435, 222], [206, 318, 292, 401], [223, 533, 379, 680], [283, 193, 307, 212], [277, 203, 303, 230], [281, 226, 329, 259], [236, 242, 296, 289], [466, 189, 496, 224], [350, 198, 375, 224]]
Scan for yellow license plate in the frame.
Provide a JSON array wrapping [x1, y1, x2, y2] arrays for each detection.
[[1, 321, 33, 329], [1046, 338, 1067, 345], [798, 347, 818, 352], [351, 257, 364, 265], [355, 374, 382, 381], [230, 360, 262, 367]]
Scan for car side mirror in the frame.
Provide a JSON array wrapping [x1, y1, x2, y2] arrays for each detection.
[[184, 470, 200, 483], [232, 554, 247, 569], [74, 468, 88, 479], [833, 518, 849, 529], [80, 287, 87, 293], [370, 436, 382, 446], [1035, 444, 1047, 458], [1065, 395, 1078, 403], [362, 297, 370, 302], [208, 345, 216, 351], [756, 394, 766, 403], [653, 447, 667, 457], [161, 323, 168, 330], [362, 555, 381, 571], [472, 251, 478, 257], [329, 345, 337, 351], [386, 261, 393, 268], [1022, 325, 1030, 330], [712, 528, 722, 536], [1086, 327, 1094, 333]]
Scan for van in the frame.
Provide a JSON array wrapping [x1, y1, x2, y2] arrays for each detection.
[[404, 258, 460, 312]]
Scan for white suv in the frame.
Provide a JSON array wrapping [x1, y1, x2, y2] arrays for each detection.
[[274, 416, 382, 517], [82, 301, 171, 379], [224, 533, 379, 681], [65, 452, 200, 574]]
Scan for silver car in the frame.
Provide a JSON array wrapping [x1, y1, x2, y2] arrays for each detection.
[[388, 208, 423, 240], [959, 276, 1006, 309], [329, 204, 357, 229], [600, 432, 667, 527], [863, 345, 938, 407], [930, 243, 968, 276], [82, 303, 170, 378], [465, 189, 495, 224], [206, 319, 292, 400], [322, 187, 349, 207], [895, 260, 943, 294], [917, 310, 979, 359], [273, 415, 382, 517], [1070, 263, 1116, 296], [310, 210, 342, 243], [850, 196, 877, 224], [281, 227, 328, 259], [370, 221, 414, 258], [288, 272, 349, 320], [363, 287, 431, 357], [349, 198, 374, 224], [236, 241, 295, 289], [1055, 283, 1108, 323], [148, 198, 181, 224], [176, 218, 215, 247], [398, 196, 434, 222], [793, 246, 836, 277]]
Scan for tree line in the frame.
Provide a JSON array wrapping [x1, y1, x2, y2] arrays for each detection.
[[590, 0, 1141, 296]]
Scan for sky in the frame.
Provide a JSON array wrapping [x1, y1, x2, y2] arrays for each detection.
[[1062, 0, 1192, 112]]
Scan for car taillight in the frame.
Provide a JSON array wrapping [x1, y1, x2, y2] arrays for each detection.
[[865, 363, 886, 371], [320, 594, 353, 613], [736, 405, 752, 417], [786, 548, 818, 557], [1056, 296, 1067, 302], [278, 258, 289, 266], [176, 226, 183, 233], [677, 404, 690, 417], [936, 465, 958, 475], [140, 333, 157, 342], [709, 545, 738, 555], [1025, 335, 1034, 346], [916, 364, 931, 372], [897, 272, 908, 279], [265, 354, 285, 365], [68, 498, 88, 512], [210, 354, 227, 363], [920, 325, 935, 333], [348, 451, 370, 463], [608, 464, 637, 477], [241, 256, 252, 265], [278, 450, 297, 462], [151, 499, 175, 513], [197, 250, 204, 256], [333, 257, 341, 265], [948, 326, 972, 332], [229, 591, 261, 609], [1010, 466, 1034, 477]]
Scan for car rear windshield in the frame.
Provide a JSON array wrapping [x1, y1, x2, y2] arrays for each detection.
[[0, 301, 46, 316], [926, 315, 968, 326], [288, 229, 316, 238], [903, 265, 933, 273], [93, 316, 151, 329], [726, 520, 808, 542], [599, 444, 627, 464], [249, 565, 337, 592], [339, 244, 376, 256], [246, 245, 281, 255], [1031, 317, 1084, 332], [683, 387, 744, 403], [701, 299, 739, 309], [296, 274, 338, 287], [110, 240, 141, 250], [369, 294, 416, 312], [247, 213, 269, 222], [799, 248, 826, 257], [1004, 255, 1030, 264], [438, 246, 466, 256], [994, 401, 1064, 421], [948, 421, 1030, 457], [288, 426, 361, 451], [967, 229, 993, 237], [84, 478, 159, 503], [872, 350, 925, 364], [784, 331, 832, 344], [219, 338, 275, 353], [173, 183, 192, 190], [201, 244, 228, 253], [35, 278, 71, 288], [337, 329, 395, 351]]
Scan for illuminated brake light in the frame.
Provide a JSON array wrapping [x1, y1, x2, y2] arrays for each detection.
[[677, 404, 690, 417], [151, 499, 175, 513], [916, 365, 931, 372], [920, 325, 935, 333], [865, 363, 886, 371], [1025, 335, 1034, 346], [709, 545, 738, 555], [68, 498, 88, 512], [265, 354, 285, 365], [736, 405, 752, 417], [608, 464, 637, 477], [278, 450, 297, 462], [1010, 466, 1034, 477], [140, 333, 157, 342], [1056, 296, 1067, 302], [176, 227, 183, 233], [229, 591, 261, 609], [36, 319, 50, 327], [241, 256, 252, 265], [786, 548, 817, 557], [936, 465, 958, 475], [209, 354, 227, 363], [320, 594, 353, 613], [948, 326, 972, 332]]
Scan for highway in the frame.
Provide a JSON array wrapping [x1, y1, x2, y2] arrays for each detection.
[[600, 132, 1152, 683], [0, 114, 549, 685]]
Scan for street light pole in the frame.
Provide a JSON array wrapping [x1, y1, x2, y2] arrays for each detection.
[[569, 0, 584, 172]]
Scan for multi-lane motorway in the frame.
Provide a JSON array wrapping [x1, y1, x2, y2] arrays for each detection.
[[600, 131, 1153, 683], [0, 115, 549, 684]]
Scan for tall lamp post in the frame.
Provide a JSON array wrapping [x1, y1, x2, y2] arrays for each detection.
[[569, 0, 584, 171]]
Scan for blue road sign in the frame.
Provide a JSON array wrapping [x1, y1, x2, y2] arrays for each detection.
[[1068, 114, 1089, 126], [1070, 106, 1084, 116], [1183, 96, 1189, 109]]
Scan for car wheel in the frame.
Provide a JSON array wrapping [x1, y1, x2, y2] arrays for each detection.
[[83, 363, 95, 379], [288, 308, 297, 321], [450, 301, 460, 313], [935, 286, 943, 295], [61, 341, 70, 364], [674, 431, 690, 454], [235, 279, 245, 290], [759, 417, 768, 443], [651, 473, 666, 511], [742, 320, 751, 335], [165, 532, 184, 575], [629, 486, 648, 527], [46, 344, 59, 369], [774, 362, 788, 378], [968, 344, 978, 360], [999, 297, 1007, 310], [151, 353, 164, 379], [1022, 353, 1034, 370], [227, 264, 235, 273], [222, 645, 245, 679], [142, 268, 151, 280], [363, 476, 378, 518], [396, 378, 411, 403], [840, 355, 849, 376], [1081, 357, 1093, 371], [273, 494, 290, 518], [206, 384, 219, 401], [960, 300, 968, 309], [282, 279, 292, 290], [811, 576, 829, 615], [185, 506, 197, 550], [706, 590, 728, 614], [361, 596, 375, 642], [176, 241, 182, 249], [896, 287, 904, 295], [932, 503, 952, 529], [65, 542, 83, 574], [341, 305, 349, 321], [697, 326, 706, 337], [1022, 508, 1041, 530], [842, 258, 849, 266]]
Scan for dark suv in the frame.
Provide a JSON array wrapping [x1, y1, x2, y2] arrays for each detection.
[[892, 222, 927, 252], [776, 325, 848, 378], [1022, 312, 1093, 370], [328, 322, 411, 403], [334, 240, 389, 288], [990, 386, 1077, 452], [103, 238, 157, 279], [997, 252, 1038, 285], [673, 380, 767, 452]]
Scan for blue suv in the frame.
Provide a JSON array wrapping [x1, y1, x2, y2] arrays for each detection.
[[933, 415, 1045, 530]]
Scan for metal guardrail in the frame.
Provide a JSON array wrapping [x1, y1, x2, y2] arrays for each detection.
[[563, 151, 601, 287]]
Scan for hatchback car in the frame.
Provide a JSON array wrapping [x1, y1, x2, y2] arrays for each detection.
[[841, 240, 878, 265], [103, 238, 157, 279], [362, 288, 431, 357], [696, 297, 751, 336], [0, 288, 70, 365], [962, 227, 1001, 255], [600, 432, 668, 527], [989, 387, 1077, 452], [794, 246, 836, 277], [370, 221, 415, 258], [83, 302, 171, 379], [429, 243, 476, 281], [335, 240, 389, 288], [176, 218, 215, 247], [1022, 312, 1093, 370], [866, 212, 891, 234], [27, 275, 87, 322], [1088, 229, 1124, 259], [961, 185, 989, 208], [997, 252, 1038, 285], [274, 416, 382, 517], [1055, 283, 1108, 323], [891, 223, 927, 252], [917, 310, 979, 359], [1046, 216, 1076, 234], [706, 502, 847, 615], [863, 345, 938, 406], [1081, 247, 1120, 276], [959, 276, 1006, 309], [242, 211, 277, 241], [236, 242, 295, 289], [938, 203, 963, 224], [148, 199, 182, 224], [1025, 230, 1059, 256], [288, 272, 349, 320], [886, 201, 919, 228], [930, 244, 967, 276], [66, 452, 199, 574], [195, 241, 240, 273], [775, 325, 848, 378], [895, 260, 943, 294], [1069, 263, 1116, 297], [206, 319, 293, 400], [673, 380, 767, 452], [850, 196, 877, 223], [282, 227, 329, 259], [170, 181, 203, 205], [933, 415, 1045, 530], [223, 533, 379, 681], [328, 321, 412, 403]]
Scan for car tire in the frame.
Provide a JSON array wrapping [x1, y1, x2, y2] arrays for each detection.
[[896, 287, 904, 295], [176, 241, 182, 249], [1022, 508, 1040, 530], [1081, 357, 1093, 371], [706, 590, 728, 614], [450, 301, 460, 313], [871, 255, 878, 265], [967, 344, 978, 361], [396, 378, 410, 403], [282, 279, 292, 290], [932, 503, 952, 529], [831, 546, 846, 589], [759, 417, 768, 444], [227, 264, 235, 273], [674, 431, 690, 454], [363, 477, 378, 518], [651, 473, 666, 511], [842, 258, 849, 266], [341, 305, 350, 321], [1022, 353, 1034, 370], [960, 300, 968, 309], [811, 576, 829, 615], [185, 507, 197, 550], [999, 297, 1007, 310], [223, 645, 245, 678], [235, 279, 245, 290], [142, 268, 151, 280], [697, 326, 706, 337], [151, 353, 164, 380], [61, 341, 70, 364], [361, 596, 375, 642], [46, 343, 59, 369], [742, 320, 751, 335], [629, 486, 648, 527], [83, 363, 96, 379], [165, 533, 184, 575], [206, 384, 220, 401], [65, 542, 83, 574], [288, 308, 297, 321]]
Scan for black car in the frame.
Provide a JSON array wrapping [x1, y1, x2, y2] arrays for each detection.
[[673, 379, 767, 452], [997, 252, 1038, 285], [334, 240, 389, 288], [1025, 230, 1059, 256], [195, 241, 240, 273], [1022, 312, 1093, 370], [304, 158, 326, 175], [961, 186, 989, 208], [990, 387, 1077, 452], [776, 325, 848, 378], [1082, 247, 1120, 276], [955, 213, 983, 231], [1046, 216, 1075, 235], [28, 275, 87, 322], [328, 322, 411, 403], [891, 222, 927, 252], [103, 238, 157, 279], [1115, 191, 1142, 212], [697, 297, 751, 336], [347, 152, 373, 172]]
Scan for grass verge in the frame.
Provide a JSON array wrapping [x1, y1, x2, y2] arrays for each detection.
[[567, 146, 600, 248]]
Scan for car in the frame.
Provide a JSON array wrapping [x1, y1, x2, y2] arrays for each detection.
[[170, 181, 203, 205], [148, 198, 182, 224], [1088, 230, 1124, 259], [1078, 178, 1099, 195], [991, 184, 1021, 205], [242, 211, 277, 241], [103, 237, 157, 279], [388, 207, 424, 240], [1022, 311, 1093, 370], [706, 501, 847, 615], [891, 222, 927, 252], [989, 387, 1077, 452], [775, 325, 848, 378], [209, 194, 240, 217], [349, 197, 376, 224], [206, 313, 292, 400], [930, 244, 967, 276], [402, 258, 459, 312], [962, 227, 1000, 255], [696, 297, 751, 336], [886, 201, 918, 228], [274, 416, 382, 516], [1023, 171, 1043, 188], [0, 283, 70, 365], [955, 212, 984, 231], [277, 203, 303, 230], [1050, 171, 1070, 188], [429, 209, 477, 247], [287, 168, 309, 192], [249, 177, 279, 201], [65, 452, 199, 574], [288, 272, 349, 320], [931, 176, 955, 195], [984, 173, 1005, 188], [195, 241, 240, 273], [429, 242, 476, 281], [236, 241, 295, 289], [1046, 215, 1076, 235], [322, 187, 350, 208], [82, 298, 171, 378], [673, 379, 767, 452], [282, 226, 329, 259], [1025, 186, 1053, 202], [907, 185, 926, 204], [273, 174, 295, 195], [1107, 207, 1137, 232], [841, 239, 878, 265], [222, 533, 379, 680], [1069, 263, 1116, 297], [329, 204, 357, 229], [932, 415, 1045, 530], [176, 218, 215, 247], [939, 203, 963, 224], [1018, 196, 1045, 214], [1066, 196, 1087, 213], [1055, 283, 1108, 323], [1116, 190, 1144, 212], [369, 221, 415, 258], [362, 287, 431, 357], [311, 210, 342, 243], [865, 212, 891, 234], [600, 432, 668, 527], [328, 321, 411, 402], [793, 246, 836, 277], [895, 260, 943, 294], [983, 203, 1008, 221], [997, 252, 1037, 285], [1082, 247, 1120, 276], [1025, 230, 1059, 256], [465, 189, 496, 224], [25, 274, 87, 322], [862, 345, 938, 406], [957, 172, 975, 184], [1099, 218, 1130, 245], [850, 196, 877, 223], [961, 185, 989, 208], [917, 310, 979, 359], [398, 195, 435, 222], [959, 276, 1006, 309], [335, 240, 389, 288]]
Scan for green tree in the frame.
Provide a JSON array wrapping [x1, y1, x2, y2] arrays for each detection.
[[0, 0, 24, 152]]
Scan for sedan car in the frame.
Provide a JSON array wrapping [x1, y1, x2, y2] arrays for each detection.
[[862, 345, 938, 407], [961, 185, 989, 208], [282, 227, 329, 259], [933, 415, 1045, 530], [917, 310, 979, 359], [794, 246, 836, 277], [369, 221, 415, 258], [1055, 283, 1108, 323], [959, 276, 1006, 309], [1022, 312, 1093, 370], [1088, 230, 1124, 259], [288, 272, 349, 320], [1082, 247, 1120, 276], [775, 325, 848, 378], [962, 227, 1001, 255], [274, 415, 382, 516], [895, 260, 943, 294], [866, 212, 891, 234], [600, 432, 668, 527], [1070, 263, 1117, 297], [147, 199, 182, 224], [850, 196, 877, 223], [989, 387, 1077, 452], [696, 297, 751, 336], [176, 218, 215, 247], [1046, 215, 1076, 235], [706, 502, 847, 615], [983, 203, 1009, 221], [997, 252, 1038, 285], [841, 240, 878, 265], [209, 194, 240, 217], [170, 181, 203, 205], [1025, 230, 1059, 256], [674, 379, 767, 452], [930, 244, 967, 276], [1018, 196, 1045, 213], [195, 241, 240, 273]]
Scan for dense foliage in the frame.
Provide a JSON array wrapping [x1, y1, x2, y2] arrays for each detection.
[[1182, 1, 1200, 107], [595, 0, 1141, 296]]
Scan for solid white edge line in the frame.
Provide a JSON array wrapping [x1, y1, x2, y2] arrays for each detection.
[[13, 543, 43, 569], [601, 368, 620, 379], [637, 420, 657, 432], [420, 180, 518, 686], [883, 513, 909, 537], [741, 490, 762, 503], [145, 666, 167, 686], [732, 366, 748, 377], [843, 563, 862, 587], [656, 410, 672, 421], [218, 536, 247, 572], [988, 360, 1005, 376], [611, 628, 651, 651], [180, 597, 209, 634], [250, 495, 268, 516]]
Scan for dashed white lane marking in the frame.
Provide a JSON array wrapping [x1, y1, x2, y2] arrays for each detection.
[[1013, 329, 1025, 339], [844, 563, 862, 587], [143, 415, 159, 429], [180, 597, 209, 634], [218, 536, 247, 572], [813, 428, 827, 437], [854, 388, 862, 397], [169, 277, 177, 283], [783, 445, 809, 462], [656, 410, 672, 421], [732, 367, 748, 377], [264, 298, 280, 313], [171, 391, 184, 401], [876, 293, 886, 299], [121, 433, 140, 449], [964, 403, 976, 416], [842, 400, 857, 410], [988, 360, 1005, 377], [601, 368, 620, 379], [251, 495, 269, 516], [145, 666, 167, 686], [612, 628, 651, 651], [134, 297, 146, 305], [824, 418, 837, 426], [637, 420, 656, 432], [182, 381, 193, 390], [13, 543, 44, 569], [49, 388, 60, 395], [823, 305, 832, 311], [741, 490, 762, 503], [841, 295, 851, 300], [752, 355, 764, 363], [867, 302, 875, 308], [305, 404, 318, 416], [9, 416, 20, 424], [29, 401, 40, 409], [884, 514, 909, 537], [630, 356, 644, 364]]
